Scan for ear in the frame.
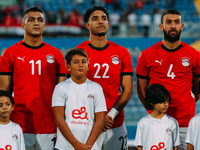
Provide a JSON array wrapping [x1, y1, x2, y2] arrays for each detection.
[[181, 23, 184, 31], [21, 22, 25, 30], [12, 105, 14, 111], [66, 64, 71, 72], [85, 23, 90, 30], [159, 23, 163, 31], [198, 94, 200, 100]]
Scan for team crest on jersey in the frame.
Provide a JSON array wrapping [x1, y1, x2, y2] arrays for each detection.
[[12, 134, 18, 141], [181, 58, 190, 67], [166, 128, 172, 135], [87, 94, 94, 102], [111, 55, 120, 65], [46, 55, 55, 64]]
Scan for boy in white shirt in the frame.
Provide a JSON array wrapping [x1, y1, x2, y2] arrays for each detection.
[[134, 84, 180, 150], [52, 48, 107, 150], [185, 88, 200, 150], [0, 90, 25, 150]]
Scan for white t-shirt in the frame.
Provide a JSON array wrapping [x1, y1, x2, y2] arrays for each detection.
[[134, 114, 180, 150], [0, 121, 25, 150], [185, 113, 200, 149], [52, 78, 107, 150]]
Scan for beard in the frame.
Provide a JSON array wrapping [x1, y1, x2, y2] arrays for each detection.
[[163, 28, 181, 43], [97, 32, 106, 37]]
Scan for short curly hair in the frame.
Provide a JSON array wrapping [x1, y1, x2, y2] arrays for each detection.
[[83, 6, 109, 23], [145, 84, 171, 110]]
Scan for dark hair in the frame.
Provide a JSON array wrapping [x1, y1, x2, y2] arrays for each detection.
[[84, 6, 109, 23], [65, 48, 88, 65], [0, 90, 14, 105], [145, 84, 171, 110], [24, 6, 43, 16], [161, 9, 182, 24]]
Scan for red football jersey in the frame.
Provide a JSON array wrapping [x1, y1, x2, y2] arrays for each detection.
[[0, 41, 67, 134], [136, 41, 200, 127], [77, 40, 133, 128]]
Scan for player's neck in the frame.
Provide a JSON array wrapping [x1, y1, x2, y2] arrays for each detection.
[[0, 117, 10, 125], [23, 34, 43, 47], [162, 39, 181, 50], [89, 34, 107, 48], [150, 111, 165, 119]]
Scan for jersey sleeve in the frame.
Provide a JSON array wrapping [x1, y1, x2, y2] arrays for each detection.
[[121, 48, 133, 76], [94, 83, 107, 113], [172, 119, 181, 147], [55, 49, 67, 76], [18, 125, 26, 150], [185, 117, 195, 145], [193, 50, 200, 76], [52, 83, 66, 107], [136, 51, 149, 79], [0, 47, 14, 75], [134, 119, 143, 147]]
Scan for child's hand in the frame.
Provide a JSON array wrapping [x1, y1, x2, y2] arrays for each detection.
[[103, 114, 114, 131], [74, 142, 91, 150]]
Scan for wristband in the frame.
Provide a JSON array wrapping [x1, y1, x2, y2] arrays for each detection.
[[107, 107, 119, 119]]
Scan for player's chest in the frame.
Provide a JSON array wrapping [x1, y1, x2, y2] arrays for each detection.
[[13, 51, 56, 74]]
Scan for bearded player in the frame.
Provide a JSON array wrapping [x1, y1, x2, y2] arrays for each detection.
[[0, 7, 66, 150], [136, 9, 200, 150], [76, 6, 133, 150]]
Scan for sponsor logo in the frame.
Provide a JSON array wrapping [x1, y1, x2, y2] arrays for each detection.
[[17, 56, 25, 62], [155, 59, 163, 65], [46, 55, 55, 64], [182, 58, 190, 67], [72, 107, 88, 120], [111, 55, 120, 65], [150, 142, 166, 150]]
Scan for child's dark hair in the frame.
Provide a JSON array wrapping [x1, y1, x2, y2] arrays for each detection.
[[84, 6, 109, 23], [65, 48, 88, 65], [145, 84, 171, 110], [0, 90, 14, 105], [161, 9, 182, 24]]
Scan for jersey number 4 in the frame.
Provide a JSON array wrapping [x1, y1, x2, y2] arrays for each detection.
[[167, 64, 175, 79], [94, 63, 109, 78]]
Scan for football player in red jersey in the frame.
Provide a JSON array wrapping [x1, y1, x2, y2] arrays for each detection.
[[76, 6, 133, 150], [136, 9, 200, 150], [0, 7, 67, 150]]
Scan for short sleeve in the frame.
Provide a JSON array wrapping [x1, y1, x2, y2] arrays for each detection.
[[172, 119, 181, 147], [52, 84, 67, 107], [121, 48, 133, 76], [185, 117, 195, 145], [55, 48, 67, 76], [136, 51, 149, 79], [134, 120, 143, 147]]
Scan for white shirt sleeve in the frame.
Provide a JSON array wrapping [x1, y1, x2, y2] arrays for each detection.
[[185, 117, 195, 145], [18, 125, 26, 150], [134, 119, 143, 147], [94, 83, 107, 113], [52, 83, 66, 107], [172, 119, 181, 146]]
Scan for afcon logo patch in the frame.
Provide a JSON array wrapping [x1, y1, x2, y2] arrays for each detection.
[[87, 94, 94, 102], [166, 128, 172, 135], [111, 55, 120, 65], [181, 58, 190, 67], [46, 55, 55, 64]]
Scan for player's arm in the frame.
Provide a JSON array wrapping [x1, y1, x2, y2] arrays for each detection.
[[0, 75, 12, 91], [53, 106, 91, 149], [173, 146, 178, 150], [186, 143, 194, 150], [136, 77, 148, 107], [192, 76, 200, 102], [86, 111, 105, 147], [137, 146, 143, 150], [105, 75, 133, 129], [56, 76, 66, 84]]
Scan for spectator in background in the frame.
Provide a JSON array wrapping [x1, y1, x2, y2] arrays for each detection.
[[46, 11, 57, 24], [141, 11, 151, 37], [127, 10, 137, 35], [109, 10, 120, 36], [15, 12, 23, 26], [68, 9, 83, 27], [153, 9, 162, 36], [134, 0, 144, 10], [3, 13, 14, 26], [0, 6, 5, 24]]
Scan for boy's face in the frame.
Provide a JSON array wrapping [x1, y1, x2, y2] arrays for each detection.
[[67, 54, 89, 83], [0, 96, 14, 119], [152, 100, 169, 114]]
